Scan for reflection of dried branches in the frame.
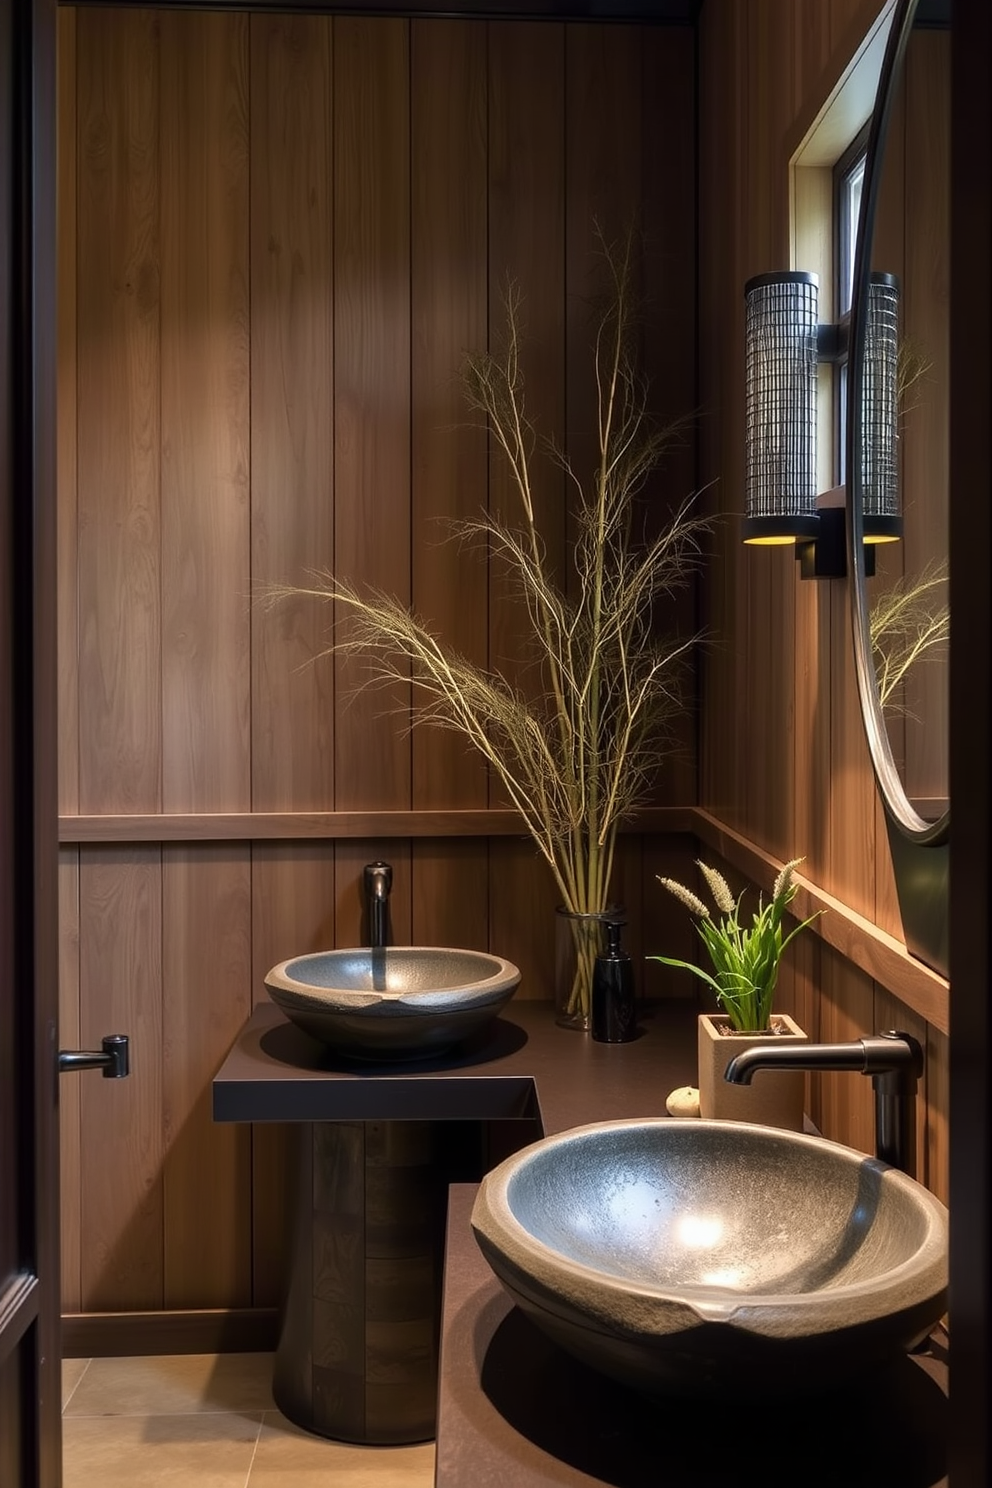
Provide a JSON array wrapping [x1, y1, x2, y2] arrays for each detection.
[[870, 558, 949, 711], [266, 232, 710, 998], [897, 338, 932, 419]]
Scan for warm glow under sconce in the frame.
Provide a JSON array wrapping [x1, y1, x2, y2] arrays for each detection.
[[743, 269, 901, 576]]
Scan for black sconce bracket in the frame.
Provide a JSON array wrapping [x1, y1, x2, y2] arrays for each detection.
[[816, 320, 850, 364], [796, 489, 876, 581]]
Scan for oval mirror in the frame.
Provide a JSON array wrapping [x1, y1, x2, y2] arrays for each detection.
[[848, 0, 949, 968]]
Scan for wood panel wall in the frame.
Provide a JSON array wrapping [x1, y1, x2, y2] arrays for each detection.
[[56, 5, 700, 1317], [57, 0, 951, 1331], [698, 0, 949, 1205]]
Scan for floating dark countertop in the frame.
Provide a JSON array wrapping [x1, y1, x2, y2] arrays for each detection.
[[212, 996, 700, 1131], [213, 997, 947, 1486]]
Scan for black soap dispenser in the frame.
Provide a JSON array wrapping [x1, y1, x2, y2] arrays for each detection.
[[591, 918, 636, 1043]]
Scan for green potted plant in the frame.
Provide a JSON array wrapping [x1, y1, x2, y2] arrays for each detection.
[[651, 858, 821, 1128], [270, 231, 710, 1030]]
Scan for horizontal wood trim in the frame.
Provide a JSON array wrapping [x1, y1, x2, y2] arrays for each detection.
[[61, 1307, 280, 1358], [57, 802, 947, 1030], [693, 809, 949, 1036], [57, 807, 697, 843], [63, 0, 700, 19]]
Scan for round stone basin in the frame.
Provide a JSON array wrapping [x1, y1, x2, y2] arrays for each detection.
[[264, 946, 521, 1060], [471, 1118, 948, 1396]]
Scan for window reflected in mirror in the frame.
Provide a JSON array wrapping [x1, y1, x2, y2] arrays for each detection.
[[833, 126, 869, 486]]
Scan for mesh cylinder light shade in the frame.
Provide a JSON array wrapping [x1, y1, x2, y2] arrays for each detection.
[[743, 272, 820, 544], [861, 272, 902, 541]]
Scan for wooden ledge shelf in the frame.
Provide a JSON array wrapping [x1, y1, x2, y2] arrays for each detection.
[[59, 802, 949, 1032], [692, 810, 950, 1035], [58, 806, 695, 843]]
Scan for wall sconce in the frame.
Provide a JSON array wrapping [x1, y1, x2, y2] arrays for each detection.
[[742, 269, 901, 577], [861, 272, 903, 544], [742, 272, 820, 547]]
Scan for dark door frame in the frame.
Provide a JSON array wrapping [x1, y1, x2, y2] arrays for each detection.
[[949, 1, 992, 1483], [1, 0, 60, 1483]]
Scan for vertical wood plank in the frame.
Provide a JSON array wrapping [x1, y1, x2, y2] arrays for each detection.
[[76, 7, 162, 814], [57, 5, 78, 816], [250, 844, 338, 1305], [827, 590, 879, 919], [58, 848, 81, 1312], [792, 166, 834, 883], [333, 17, 412, 812], [487, 21, 566, 814], [565, 20, 643, 637], [408, 20, 490, 938], [160, 10, 251, 813], [78, 848, 164, 1311], [410, 19, 489, 813], [639, 837, 701, 1005], [698, 0, 749, 828], [162, 847, 252, 1308], [489, 838, 559, 1004], [814, 951, 875, 1157], [250, 13, 335, 812], [411, 840, 489, 954], [641, 25, 701, 808], [924, 1022, 949, 1204], [743, 2, 797, 857]]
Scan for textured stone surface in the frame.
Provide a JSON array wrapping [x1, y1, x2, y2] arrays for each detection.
[[264, 947, 521, 1058], [471, 1117, 949, 1396]]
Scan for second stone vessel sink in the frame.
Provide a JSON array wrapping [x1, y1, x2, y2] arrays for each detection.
[[471, 1118, 948, 1396], [264, 946, 521, 1060]]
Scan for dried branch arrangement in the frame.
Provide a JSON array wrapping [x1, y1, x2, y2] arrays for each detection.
[[269, 232, 710, 1018], [870, 558, 949, 712]]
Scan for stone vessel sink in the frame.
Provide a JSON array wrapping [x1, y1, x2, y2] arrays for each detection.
[[471, 1118, 948, 1396], [264, 946, 521, 1060]]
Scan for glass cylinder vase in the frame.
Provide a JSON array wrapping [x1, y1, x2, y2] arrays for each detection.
[[555, 908, 613, 1032]]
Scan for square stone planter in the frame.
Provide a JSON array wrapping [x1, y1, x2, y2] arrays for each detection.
[[697, 1012, 808, 1131]]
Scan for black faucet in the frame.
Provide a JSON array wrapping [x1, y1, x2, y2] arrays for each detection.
[[723, 1030, 925, 1174], [363, 861, 393, 950]]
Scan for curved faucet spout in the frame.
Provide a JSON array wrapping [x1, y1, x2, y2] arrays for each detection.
[[363, 861, 393, 951], [724, 1031, 924, 1174]]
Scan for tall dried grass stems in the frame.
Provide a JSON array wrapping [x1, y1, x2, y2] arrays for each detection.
[[266, 233, 711, 1013], [870, 558, 949, 712]]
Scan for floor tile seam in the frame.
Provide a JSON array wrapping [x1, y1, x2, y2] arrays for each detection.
[[62, 1406, 270, 1422], [242, 1414, 266, 1486], [60, 1359, 92, 1413]]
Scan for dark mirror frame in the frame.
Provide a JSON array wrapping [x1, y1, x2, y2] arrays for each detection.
[[847, 0, 949, 975], [848, 0, 949, 850]]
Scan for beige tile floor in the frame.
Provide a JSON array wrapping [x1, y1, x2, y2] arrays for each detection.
[[62, 1353, 436, 1487]]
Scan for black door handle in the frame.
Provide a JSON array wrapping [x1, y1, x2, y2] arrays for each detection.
[[58, 1033, 130, 1078]]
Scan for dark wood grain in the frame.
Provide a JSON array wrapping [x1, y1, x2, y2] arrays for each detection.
[[410, 19, 489, 812], [249, 13, 335, 812], [78, 847, 164, 1311], [160, 9, 251, 813], [76, 8, 162, 814], [162, 847, 253, 1308], [332, 15, 412, 811]]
